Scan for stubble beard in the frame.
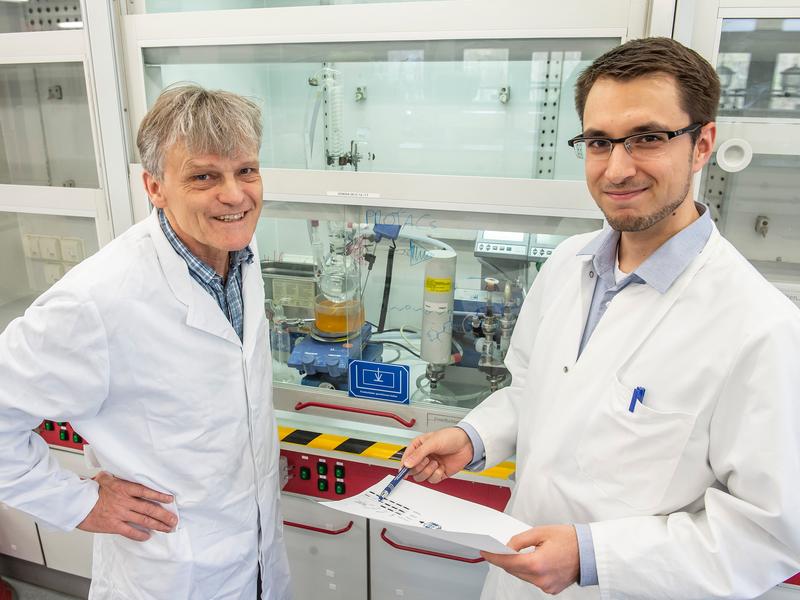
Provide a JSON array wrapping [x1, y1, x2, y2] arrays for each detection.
[[603, 167, 693, 233]]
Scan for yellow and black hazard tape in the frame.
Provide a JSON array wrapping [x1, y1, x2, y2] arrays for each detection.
[[278, 426, 515, 480]]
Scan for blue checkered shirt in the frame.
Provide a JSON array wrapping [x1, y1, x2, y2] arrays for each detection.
[[158, 208, 253, 342]]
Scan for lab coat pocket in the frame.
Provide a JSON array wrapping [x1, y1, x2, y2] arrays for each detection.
[[574, 377, 696, 511], [107, 527, 194, 599]]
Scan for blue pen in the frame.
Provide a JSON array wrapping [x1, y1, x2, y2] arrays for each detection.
[[378, 466, 410, 501], [628, 386, 646, 412]]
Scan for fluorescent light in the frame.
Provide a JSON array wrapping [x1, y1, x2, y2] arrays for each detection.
[[57, 21, 83, 29]]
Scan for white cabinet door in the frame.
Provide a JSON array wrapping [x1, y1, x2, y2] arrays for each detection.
[[282, 493, 368, 600], [36, 448, 97, 578], [0, 502, 43, 565], [370, 523, 489, 600], [758, 585, 800, 600]]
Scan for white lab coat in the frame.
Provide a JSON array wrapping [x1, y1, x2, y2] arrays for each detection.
[[0, 211, 291, 600], [462, 225, 800, 600]]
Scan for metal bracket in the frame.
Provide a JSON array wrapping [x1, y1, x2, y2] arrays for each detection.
[[699, 158, 729, 224], [531, 52, 564, 179]]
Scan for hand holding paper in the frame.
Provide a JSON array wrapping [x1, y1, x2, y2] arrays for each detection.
[[319, 475, 530, 554], [481, 525, 580, 595]]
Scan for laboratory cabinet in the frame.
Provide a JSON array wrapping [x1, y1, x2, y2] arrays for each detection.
[[256, 201, 600, 422], [0, 0, 83, 34], [0, 504, 44, 566], [37, 449, 97, 580], [370, 524, 488, 600], [282, 494, 368, 600], [679, 1, 800, 306]]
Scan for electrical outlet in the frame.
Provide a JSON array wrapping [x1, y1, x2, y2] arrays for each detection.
[[60, 237, 85, 262], [38, 236, 61, 260], [24, 234, 41, 259], [43, 263, 63, 285]]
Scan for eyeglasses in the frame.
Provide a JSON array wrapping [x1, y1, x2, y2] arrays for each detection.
[[567, 122, 704, 161]]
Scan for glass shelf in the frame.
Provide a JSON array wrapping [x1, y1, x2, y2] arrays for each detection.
[[0, 0, 83, 33], [0, 212, 98, 331], [256, 203, 601, 410], [142, 36, 617, 179], [716, 18, 800, 119], [0, 62, 98, 188]]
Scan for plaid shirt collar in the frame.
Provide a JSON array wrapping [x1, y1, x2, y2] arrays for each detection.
[[157, 208, 253, 282]]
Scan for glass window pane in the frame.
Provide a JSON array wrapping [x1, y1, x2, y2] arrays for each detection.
[[0, 1, 83, 33], [701, 153, 800, 305], [0, 212, 99, 331], [258, 204, 601, 409], [143, 38, 616, 180], [140, 0, 440, 13], [717, 18, 800, 119], [0, 62, 98, 188]]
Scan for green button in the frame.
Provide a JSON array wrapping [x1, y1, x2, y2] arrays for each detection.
[[58, 422, 67, 425], [334, 465, 345, 478], [335, 482, 345, 495], [59, 430, 68, 441], [317, 479, 328, 492], [317, 462, 328, 476], [299, 467, 311, 480], [44, 421, 54, 431], [72, 433, 82, 443]]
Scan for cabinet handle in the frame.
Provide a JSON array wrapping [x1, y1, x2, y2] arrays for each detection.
[[785, 572, 800, 586], [379, 528, 485, 563], [284, 520, 354, 536], [294, 401, 416, 428]]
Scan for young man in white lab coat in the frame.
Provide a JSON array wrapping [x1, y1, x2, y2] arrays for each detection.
[[0, 85, 291, 599], [402, 37, 800, 599]]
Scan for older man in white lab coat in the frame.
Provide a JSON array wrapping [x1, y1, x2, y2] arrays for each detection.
[[0, 85, 291, 599], [403, 38, 800, 599]]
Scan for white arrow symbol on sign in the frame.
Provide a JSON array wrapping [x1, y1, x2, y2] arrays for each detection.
[[373, 369, 383, 382]]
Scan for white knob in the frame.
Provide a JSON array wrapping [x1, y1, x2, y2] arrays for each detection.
[[716, 138, 753, 173]]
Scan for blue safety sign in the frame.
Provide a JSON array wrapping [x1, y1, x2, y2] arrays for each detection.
[[348, 360, 410, 404]]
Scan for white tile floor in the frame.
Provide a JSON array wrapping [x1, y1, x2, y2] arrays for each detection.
[[1, 578, 83, 600]]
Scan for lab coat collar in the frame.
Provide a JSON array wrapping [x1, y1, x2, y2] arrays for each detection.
[[577, 202, 713, 295], [146, 210, 242, 346]]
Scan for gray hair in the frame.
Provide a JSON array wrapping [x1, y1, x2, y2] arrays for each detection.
[[137, 83, 262, 180]]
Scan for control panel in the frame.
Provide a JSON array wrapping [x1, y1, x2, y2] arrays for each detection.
[[36, 421, 86, 451], [527, 233, 565, 263], [474, 230, 530, 261], [280, 449, 511, 511]]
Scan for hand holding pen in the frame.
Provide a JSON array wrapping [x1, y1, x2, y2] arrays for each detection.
[[400, 427, 475, 485], [378, 466, 410, 501]]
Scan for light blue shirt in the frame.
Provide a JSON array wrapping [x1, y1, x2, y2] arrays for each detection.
[[458, 204, 712, 586], [158, 208, 253, 342]]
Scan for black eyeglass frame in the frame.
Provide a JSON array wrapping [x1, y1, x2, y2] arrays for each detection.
[[567, 122, 706, 156]]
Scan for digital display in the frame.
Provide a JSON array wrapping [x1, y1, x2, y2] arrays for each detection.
[[483, 231, 525, 242]]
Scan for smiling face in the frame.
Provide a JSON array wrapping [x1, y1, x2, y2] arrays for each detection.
[[144, 143, 263, 275], [582, 74, 714, 236]]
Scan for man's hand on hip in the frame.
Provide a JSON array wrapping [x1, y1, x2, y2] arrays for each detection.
[[480, 525, 580, 595], [401, 427, 474, 484], [77, 471, 178, 541]]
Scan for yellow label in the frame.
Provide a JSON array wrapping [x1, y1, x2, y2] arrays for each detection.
[[425, 277, 452, 293]]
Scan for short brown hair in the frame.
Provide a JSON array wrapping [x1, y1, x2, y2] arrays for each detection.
[[574, 37, 720, 130], [137, 83, 262, 181]]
